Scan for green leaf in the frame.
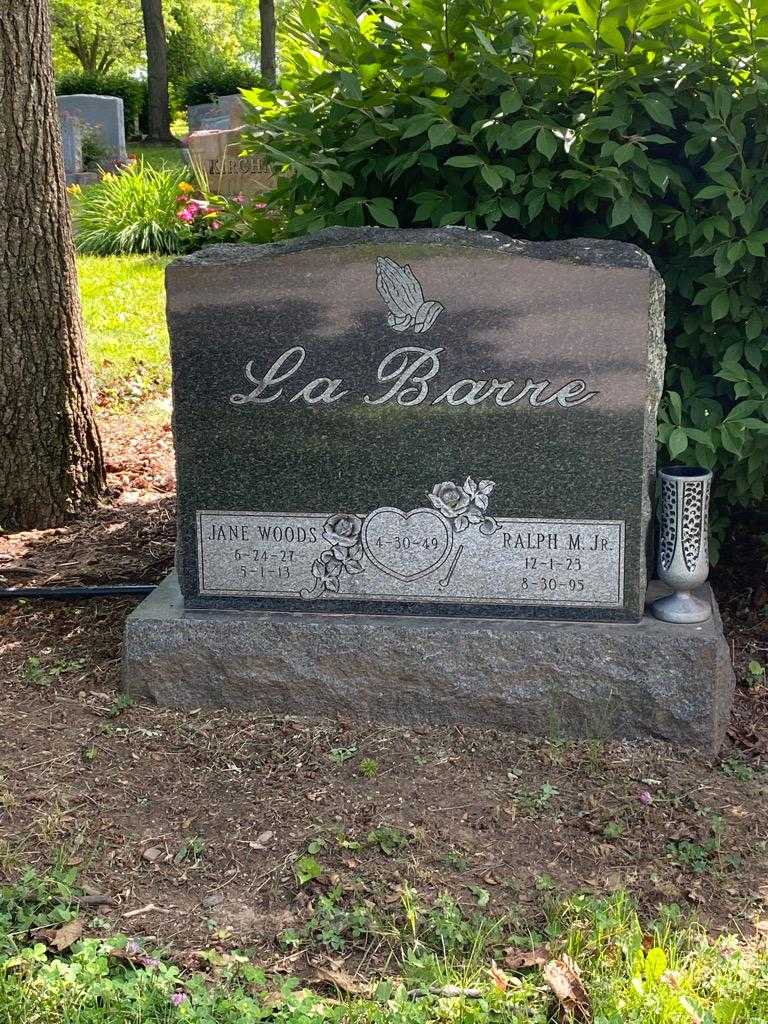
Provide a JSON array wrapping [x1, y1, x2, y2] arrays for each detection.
[[640, 95, 675, 127], [428, 122, 456, 147], [630, 196, 652, 235], [367, 200, 398, 227], [497, 120, 539, 150], [402, 113, 436, 139], [294, 855, 322, 885], [536, 129, 557, 160], [668, 391, 682, 425], [711, 291, 730, 321], [611, 197, 632, 227], [614, 142, 636, 166], [668, 427, 688, 458], [694, 185, 727, 200], [446, 155, 485, 168], [338, 72, 362, 101], [473, 26, 496, 53], [500, 89, 522, 114], [481, 164, 503, 190]]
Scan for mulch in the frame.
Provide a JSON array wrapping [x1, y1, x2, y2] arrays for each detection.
[[0, 410, 766, 966]]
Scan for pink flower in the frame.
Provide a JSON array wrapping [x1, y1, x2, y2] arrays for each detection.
[[233, 193, 247, 205], [253, 202, 267, 210], [170, 991, 187, 1007], [177, 206, 196, 223], [638, 789, 653, 806], [211, 220, 222, 229]]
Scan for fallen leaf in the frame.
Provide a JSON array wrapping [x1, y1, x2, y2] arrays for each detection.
[[41, 919, 84, 952], [489, 960, 510, 991], [310, 963, 369, 995], [543, 956, 591, 1022], [504, 945, 549, 970]]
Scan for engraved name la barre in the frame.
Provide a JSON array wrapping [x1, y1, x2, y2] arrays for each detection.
[[229, 345, 598, 409]]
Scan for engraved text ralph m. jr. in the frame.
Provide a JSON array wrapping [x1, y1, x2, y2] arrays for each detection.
[[229, 346, 598, 409]]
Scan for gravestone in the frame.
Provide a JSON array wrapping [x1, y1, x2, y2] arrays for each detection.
[[187, 102, 217, 132], [56, 94, 127, 163], [58, 110, 99, 186], [186, 128, 274, 197], [123, 227, 734, 749]]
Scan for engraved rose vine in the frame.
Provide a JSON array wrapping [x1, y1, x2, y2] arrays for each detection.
[[302, 476, 499, 600], [428, 477, 500, 536]]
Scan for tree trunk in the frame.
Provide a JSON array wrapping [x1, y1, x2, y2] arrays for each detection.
[[259, 0, 277, 88], [140, 0, 174, 143], [0, 1, 105, 530]]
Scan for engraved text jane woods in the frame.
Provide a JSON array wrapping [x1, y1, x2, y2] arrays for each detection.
[[229, 345, 598, 409]]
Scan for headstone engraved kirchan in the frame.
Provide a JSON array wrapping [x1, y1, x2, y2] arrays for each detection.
[[122, 228, 735, 749]]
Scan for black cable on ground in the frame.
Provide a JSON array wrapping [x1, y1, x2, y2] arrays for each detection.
[[0, 584, 154, 600]]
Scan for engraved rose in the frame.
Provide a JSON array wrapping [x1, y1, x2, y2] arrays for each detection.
[[428, 476, 500, 535], [428, 481, 471, 519], [323, 513, 362, 548], [322, 513, 365, 570]]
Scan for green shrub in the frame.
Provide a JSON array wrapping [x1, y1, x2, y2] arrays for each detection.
[[182, 56, 260, 108], [56, 71, 147, 138], [241, 0, 768, 545]]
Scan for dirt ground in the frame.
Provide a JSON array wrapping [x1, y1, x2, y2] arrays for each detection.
[[1, 412, 767, 967]]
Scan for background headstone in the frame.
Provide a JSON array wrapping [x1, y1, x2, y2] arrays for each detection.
[[56, 94, 127, 163], [186, 128, 274, 197], [167, 227, 665, 623], [194, 94, 247, 132], [59, 112, 82, 176], [187, 101, 217, 132]]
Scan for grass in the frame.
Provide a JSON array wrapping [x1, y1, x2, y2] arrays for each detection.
[[77, 254, 171, 402], [1, 867, 767, 1024], [130, 143, 188, 171]]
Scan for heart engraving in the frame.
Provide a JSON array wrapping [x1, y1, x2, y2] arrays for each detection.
[[362, 507, 453, 582]]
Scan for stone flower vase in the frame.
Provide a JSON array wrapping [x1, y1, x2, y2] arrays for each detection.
[[650, 465, 713, 624]]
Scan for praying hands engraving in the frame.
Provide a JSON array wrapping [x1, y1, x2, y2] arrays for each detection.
[[375, 257, 445, 334]]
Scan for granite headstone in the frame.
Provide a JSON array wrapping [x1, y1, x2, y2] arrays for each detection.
[[59, 111, 82, 175], [56, 94, 127, 163], [169, 228, 663, 622], [187, 102, 217, 132], [122, 227, 735, 749], [186, 128, 274, 197]]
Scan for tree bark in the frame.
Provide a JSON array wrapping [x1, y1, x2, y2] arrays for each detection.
[[259, 0, 277, 88], [0, 1, 105, 529], [140, 0, 174, 143]]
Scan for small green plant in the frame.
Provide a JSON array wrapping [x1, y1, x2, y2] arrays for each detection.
[[328, 746, 356, 766], [22, 656, 84, 687], [667, 817, 733, 875], [106, 694, 134, 719], [441, 849, 469, 872], [534, 873, 557, 892], [720, 757, 754, 782], [280, 886, 375, 952], [0, 866, 79, 956], [517, 782, 560, 812], [293, 855, 323, 885], [603, 820, 625, 840], [367, 826, 409, 856], [174, 836, 205, 866], [746, 660, 766, 687], [359, 758, 379, 778]]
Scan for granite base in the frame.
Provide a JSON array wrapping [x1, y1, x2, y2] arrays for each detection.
[[122, 573, 735, 751]]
